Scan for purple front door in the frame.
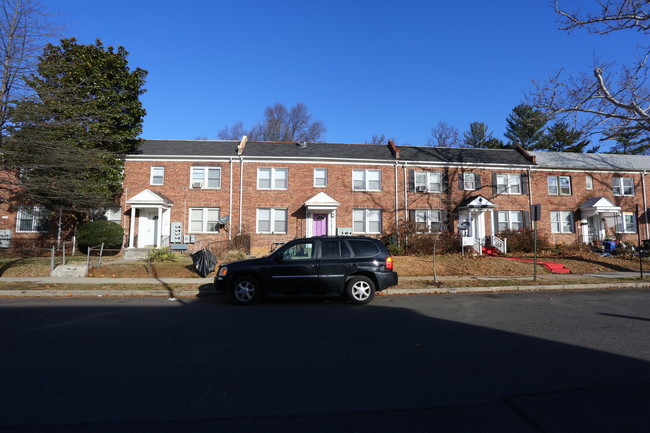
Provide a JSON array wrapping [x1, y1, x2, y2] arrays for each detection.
[[313, 214, 327, 236]]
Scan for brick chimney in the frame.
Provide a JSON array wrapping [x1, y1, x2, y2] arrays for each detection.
[[388, 139, 400, 159]]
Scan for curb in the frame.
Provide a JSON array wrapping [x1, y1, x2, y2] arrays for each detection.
[[2, 281, 650, 298]]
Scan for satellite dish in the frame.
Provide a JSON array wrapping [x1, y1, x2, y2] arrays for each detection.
[[218, 216, 230, 225], [457, 221, 470, 231]]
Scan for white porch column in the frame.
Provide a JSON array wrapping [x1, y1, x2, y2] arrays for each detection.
[[128, 207, 137, 248], [156, 207, 163, 247]]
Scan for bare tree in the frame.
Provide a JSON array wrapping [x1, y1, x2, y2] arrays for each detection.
[[365, 134, 394, 144], [0, 0, 59, 139], [426, 121, 460, 147], [532, 1, 650, 150], [218, 102, 326, 142]]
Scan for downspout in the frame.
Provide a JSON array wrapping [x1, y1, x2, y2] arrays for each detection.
[[239, 156, 244, 235], [394, 161, 399, 232], [403, 162, 409, 220], [643, 171, 649, 239], [527, 167, 534, 222], [229, 158, 233, 241]]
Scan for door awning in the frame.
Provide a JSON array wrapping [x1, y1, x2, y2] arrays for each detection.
[[304, 192, 340, 211], [579, 197, 621, 218], [126, 189, 173, 209], [457, 195, 496, 210]]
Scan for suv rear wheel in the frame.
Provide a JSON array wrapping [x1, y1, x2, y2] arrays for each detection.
[[345, 276, 375, 304], [230, 276, 261, 305]]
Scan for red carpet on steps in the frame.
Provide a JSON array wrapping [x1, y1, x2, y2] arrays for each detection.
[[493, 256, 571, 274]]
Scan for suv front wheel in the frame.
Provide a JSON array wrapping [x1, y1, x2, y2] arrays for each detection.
[[345, 276, 375, 304], [230, 276, 261, 305]]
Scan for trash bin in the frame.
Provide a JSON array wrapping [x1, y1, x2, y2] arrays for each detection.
[[603, 241, 616, 253]]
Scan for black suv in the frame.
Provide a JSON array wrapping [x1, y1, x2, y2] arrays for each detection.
[[214, 236, 398, 305]]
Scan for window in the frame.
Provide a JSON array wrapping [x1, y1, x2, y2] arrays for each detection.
[[414, 171, 442, 192], [353, 169, 381, 191], [150, 166, 164, 185], [353, 209, 382, 234], [548, 176, 571, 195], [258, 168, 288, 190], [496, 210, 524, 231], [191, 167, 221, 189], [411, 209, 443, 232], [459, 173, 479, 191], [613, 177, 634, 196], [257, 208, 287, 233], [314, 168, 328, 187], [496, 174, 522, 194], [282, 241, 314, 260], [586, 175, 593, 190], [550, 211, 574, 233], [16, 206, 49, 233], [616, 212, 636, 233], [91, 207, 122, 224], [189, 207, 220, 233]]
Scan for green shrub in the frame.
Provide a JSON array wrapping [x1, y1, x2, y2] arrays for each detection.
[[77, 220, 124, 250], [149, 247, 178, 262]]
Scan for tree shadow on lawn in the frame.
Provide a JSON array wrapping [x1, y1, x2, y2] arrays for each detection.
[[561, 255, 642, 272]]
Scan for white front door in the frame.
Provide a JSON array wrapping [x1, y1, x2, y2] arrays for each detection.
[[138, 209, 158, 248]]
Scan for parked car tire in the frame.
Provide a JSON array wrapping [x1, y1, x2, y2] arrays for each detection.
[[345, 276, 375, 304], [230, 276, 261, 305]]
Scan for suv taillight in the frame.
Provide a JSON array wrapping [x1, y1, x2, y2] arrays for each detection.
[[385, 256, 393, 270]]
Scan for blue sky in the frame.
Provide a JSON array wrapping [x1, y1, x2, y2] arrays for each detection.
[[45, 0, 640, 147]]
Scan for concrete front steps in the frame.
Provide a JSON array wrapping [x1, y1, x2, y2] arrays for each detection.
[[51, 264, 88, 277]]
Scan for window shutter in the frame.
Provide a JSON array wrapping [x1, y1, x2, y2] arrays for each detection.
[[521, 173, 529, 195], [441, 210, 449, 232], [523, 211, 531, 229], [408, 169, 415, 192], [475, 174, 481, 190], [408, 209, 415, 221], [443, 170, 449, 193], [492, 173, 498, 194], [458, 173, 464, 190]]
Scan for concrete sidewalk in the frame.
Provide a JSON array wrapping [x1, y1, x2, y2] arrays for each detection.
[[0, 272, 649, 298]]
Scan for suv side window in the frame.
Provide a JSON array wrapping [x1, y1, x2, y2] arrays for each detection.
[[282, 242, 314, 260], [347, 239, 380, 257], [321, 240, 340, 259]]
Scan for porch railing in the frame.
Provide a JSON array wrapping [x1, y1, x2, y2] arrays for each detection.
[[491, 236, 507, 254]]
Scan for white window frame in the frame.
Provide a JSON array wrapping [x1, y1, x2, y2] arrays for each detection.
[[613, 177, 634, 196], [189, 207, 220, 233], [548, 175, 571, 195], [462, 173, 477, 191], [616, 212, 636, 233], [314, 168, 328, 188], [414, 209, 443, 233], [191, 167, 221, 189], [550, 211, 574, 233], [496, 210, 523, 231], [353, 169, 381, 191], [496, 174, 522, 195], [256, 207, 287, 234], [16, 206, 49, 233], [353, 208, 382, 234], [414, 171, 442, 193], [586, 175, 593, 190], [257, 168, 288, 190], [150, 166, 164, 185]]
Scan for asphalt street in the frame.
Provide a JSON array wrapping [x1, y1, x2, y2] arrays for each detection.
[[1, 290, 650, 432]]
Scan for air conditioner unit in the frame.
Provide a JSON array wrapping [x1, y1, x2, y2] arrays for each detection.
[[416, 185, 428, 193], [192, 182, 203, 189]]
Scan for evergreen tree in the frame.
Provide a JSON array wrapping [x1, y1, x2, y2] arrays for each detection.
[[462, 122, 506, 148], [504, 103, 547, 149], [538, 121, 595, 153], [6, 38, 147, 212], [610, 130, 650, 154]]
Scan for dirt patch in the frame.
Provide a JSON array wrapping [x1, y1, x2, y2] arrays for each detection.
[[393, 252, 649, 277]]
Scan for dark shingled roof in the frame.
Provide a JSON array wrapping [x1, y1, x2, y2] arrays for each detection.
[[131, 139, 534, 166]]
